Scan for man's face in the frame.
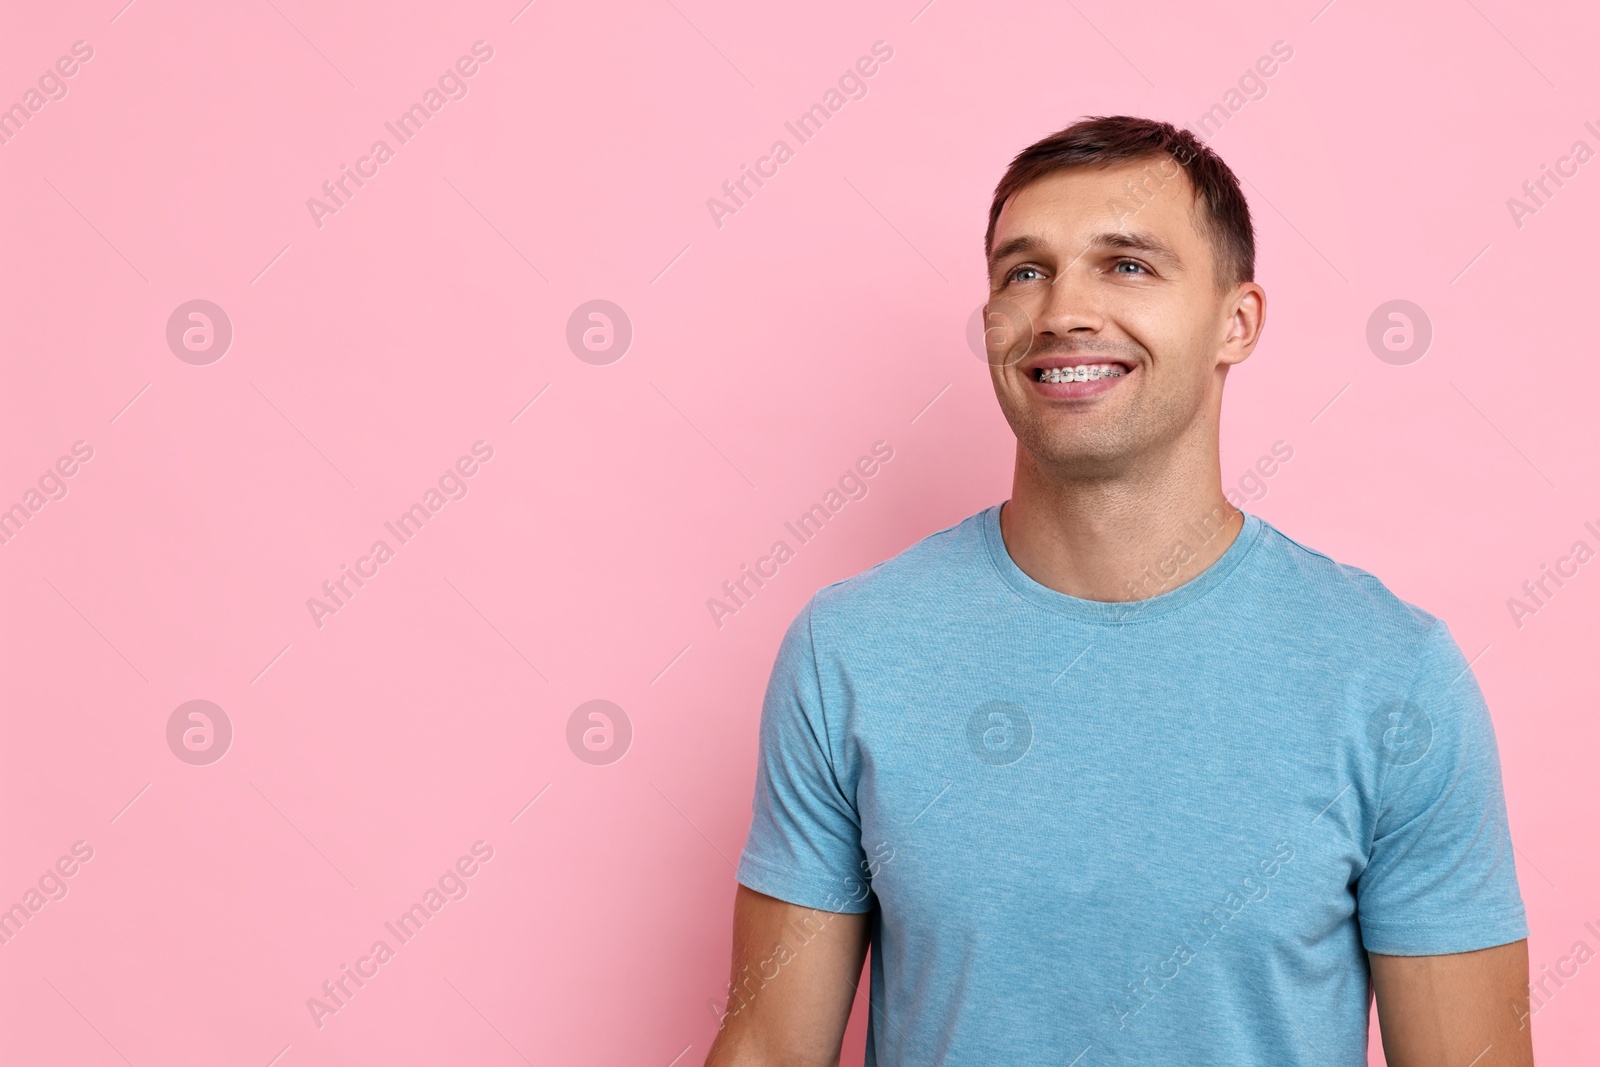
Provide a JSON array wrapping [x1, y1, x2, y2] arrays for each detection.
[[984, 157, 1257, 478]]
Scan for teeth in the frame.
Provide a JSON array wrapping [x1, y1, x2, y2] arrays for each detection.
[[1036, 364, 1126, 383]]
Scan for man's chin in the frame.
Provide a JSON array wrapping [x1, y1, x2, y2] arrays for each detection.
[[1003, 407, 1134, 471]]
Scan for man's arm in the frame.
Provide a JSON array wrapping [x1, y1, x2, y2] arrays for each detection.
[[1370, 940, 1533, 1067], [703, 885, 871, 1067]]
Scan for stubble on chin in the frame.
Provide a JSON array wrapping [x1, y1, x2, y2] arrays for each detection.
[[1002, 395, 1143, 481]]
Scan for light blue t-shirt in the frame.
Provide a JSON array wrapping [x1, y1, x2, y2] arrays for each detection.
[[736, 502, 1527, 1066]]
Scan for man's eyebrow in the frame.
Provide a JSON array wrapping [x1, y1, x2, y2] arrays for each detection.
[[988, 235, 1044, 264], [988, 230, 1183, 271], [1092, 230, 1182, 266]]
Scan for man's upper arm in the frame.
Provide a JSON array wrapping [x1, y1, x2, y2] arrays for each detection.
[[703, 885, 870, 1067], [1356, 620, 1527, 955], [708, 597, 876, 1064], [1358, 620, 1533, 1062], [736, 596, 874, 915], [1370, 941, 1533, 1067]]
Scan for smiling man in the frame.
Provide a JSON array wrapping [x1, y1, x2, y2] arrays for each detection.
[[703, 116, 1532, 1067]]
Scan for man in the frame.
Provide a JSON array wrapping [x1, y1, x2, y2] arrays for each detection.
[[703, 116, 1532, 1066]]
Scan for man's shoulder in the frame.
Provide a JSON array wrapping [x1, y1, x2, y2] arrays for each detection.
[[1249, 517, 1446, 647], [806, 504, 995, 625]]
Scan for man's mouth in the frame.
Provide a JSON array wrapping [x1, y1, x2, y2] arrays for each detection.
[[1020, 356, 1136, 398], [1034, 363, 1127, 382]]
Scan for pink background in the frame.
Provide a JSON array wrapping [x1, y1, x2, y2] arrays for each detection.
[[2, 0, 1596, 1063]]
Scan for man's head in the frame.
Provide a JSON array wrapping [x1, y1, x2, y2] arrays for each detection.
[[982, 116, 1265, 481]]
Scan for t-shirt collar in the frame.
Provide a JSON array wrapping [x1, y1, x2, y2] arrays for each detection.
[[981, 500, 1263, 624]]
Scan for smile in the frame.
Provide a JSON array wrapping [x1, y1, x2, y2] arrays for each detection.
[[1035, 364, 1126, 382]]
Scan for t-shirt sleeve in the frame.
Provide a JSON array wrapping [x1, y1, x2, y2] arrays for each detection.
[[736, 596, 874, 914], [1355, 619, 1528, 956]]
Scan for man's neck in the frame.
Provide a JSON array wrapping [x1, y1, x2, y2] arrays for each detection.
[[998, 444, 1243, 603]]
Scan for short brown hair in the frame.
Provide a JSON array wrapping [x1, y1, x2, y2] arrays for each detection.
[[985, 116, 1255, 292]]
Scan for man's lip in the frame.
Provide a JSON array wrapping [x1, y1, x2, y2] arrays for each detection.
[[1021, 356, 1136, 376]]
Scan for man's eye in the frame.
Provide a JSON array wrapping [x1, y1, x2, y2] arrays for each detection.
[[1113, 259, 1149, 275], [1008, 266, 1043, 283]]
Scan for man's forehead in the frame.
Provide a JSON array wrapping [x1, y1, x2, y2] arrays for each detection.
[[991, 161, 1201, 258], [1005, 157, 1198, 211]]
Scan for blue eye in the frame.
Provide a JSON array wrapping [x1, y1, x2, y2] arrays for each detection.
[[1008, 266, 1042, 283], [1113, 259, 1149, 274]]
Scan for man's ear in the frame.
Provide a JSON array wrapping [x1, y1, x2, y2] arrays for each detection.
[[1218, 282, 1266, 368]]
